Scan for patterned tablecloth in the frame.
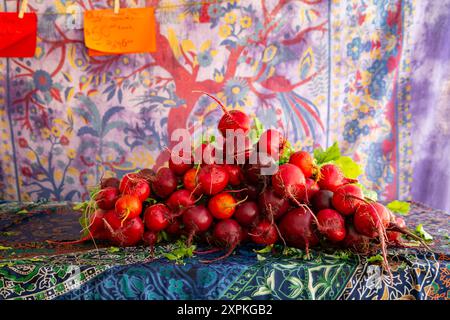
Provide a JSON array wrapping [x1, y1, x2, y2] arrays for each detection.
[[0, 200, 448, 300]]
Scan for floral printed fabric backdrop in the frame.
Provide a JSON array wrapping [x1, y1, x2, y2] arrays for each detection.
[[0, 0, 448, 211]]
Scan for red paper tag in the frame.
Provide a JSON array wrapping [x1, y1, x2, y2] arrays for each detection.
[[199, 4, 211, 23], [0, 12, 37, 58]]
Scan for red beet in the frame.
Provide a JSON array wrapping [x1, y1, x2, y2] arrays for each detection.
[[137, 169, 155, 183], [103, 209, 123, 230], [95, 187, 119, 210], [108, 216, 144, 247], [166, 218, 182, 235], [120, 173, 151, 202], [100, 177, 120, 189], [257, 129, 286, 161], [317, 209, 346, 242], [224, 164, 244, 186], [342, 224, 371, 252], [236, 184, 260, 201], [234, 201, 260, 227], [258, 188, 290, 221], [354, 202, 390, 238], [142, 231, 158, 247], [250, 220, 278, 245], [152, 167, 178, 198], [196, 92, 250, 137], [271, 163, 306, 203], [279, 207, 319, 254], [183, 205, 213, 233], [115, 195, 143, 221], [289, 151, 315, 178], [387, 217, 406, 244], [208, 192, 237, 220], [183, 205, 213, 245], [182, 167, 203, 196], [143, 203, 171, 232], [311, 190, 334, 211], [331, 184, 363, 216], [298, 178, 320, 203], [169, 149, 193, 176], [197, 164, 229, 195], [201, 219, 243, 263], [317, 164, 357, 192], [166, 189, 196, 214]]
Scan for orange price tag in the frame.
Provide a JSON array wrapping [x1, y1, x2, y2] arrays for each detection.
[[84, 7, 156, 56]]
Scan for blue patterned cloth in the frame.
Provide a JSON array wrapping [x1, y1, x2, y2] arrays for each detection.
[[0, 201, 448, 300]]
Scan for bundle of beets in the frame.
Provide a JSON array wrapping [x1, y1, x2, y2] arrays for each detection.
[[50, 93, 430, 274]]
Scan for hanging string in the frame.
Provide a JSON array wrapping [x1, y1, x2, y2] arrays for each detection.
[[18, 0, 28, 19]]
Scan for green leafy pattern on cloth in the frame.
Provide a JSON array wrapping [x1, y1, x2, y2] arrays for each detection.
[[0, 201, 448, 300]]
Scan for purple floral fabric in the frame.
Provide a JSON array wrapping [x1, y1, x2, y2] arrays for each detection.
[[409, 0, 450, 211]]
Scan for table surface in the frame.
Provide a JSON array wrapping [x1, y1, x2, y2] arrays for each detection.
[[0, 200, 448, 300]]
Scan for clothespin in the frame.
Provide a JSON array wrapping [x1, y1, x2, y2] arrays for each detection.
[[18, 0, 28, 19], [114, 0, 120, 14]]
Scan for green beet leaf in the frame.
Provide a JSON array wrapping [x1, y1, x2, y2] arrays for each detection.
[[415, 224, 433, 241], [387, 200, 411, 215], [333, 156, 363, 179], [313, 141, 341, 165]]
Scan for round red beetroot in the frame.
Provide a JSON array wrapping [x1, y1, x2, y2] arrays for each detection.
[[144, 203, 171, 232], [354, 202, 390, 238], [103, 209, 123, 230], [166, 189, 196, 212], [236, 184, 260, 202], [142, 231, 158, 246], [317, 164, 357, 192], [95, 187, 119, 210], [119, 173, 140, 193], [152, 167, 177, 198], [166, 218, 182, 235], [120, 173, 151, 202], [258, 188, 290, 221], [137, 168, 155, 183], [257, 129, 286, 161], [109, 217, 144, 247], [100, 177, 120, 189], [182, 168, 203, 196], [87, 209, 107, 236], [279, 207, 319, 251], [311, 190, 334, 211], [224, 164, 244, 186], [212, 219, 243, 248], [331, 184, 363, 216], [218, 110, 251, 137], [183, 205, 213, 233], [169, 149, 193, 176], [317, 209, 346, 242], [208, 192, 237, 220], [115, 195, 143, 221], [198, 164, 229, 195], [234, 201, 260, 227], [250, 220, 278, 245], [342, 224, 371, 252], [297, 178, 320, 203], [271, 164, 306, 202], [387, 217, 406, 244], [289, 151, 315, 178]]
